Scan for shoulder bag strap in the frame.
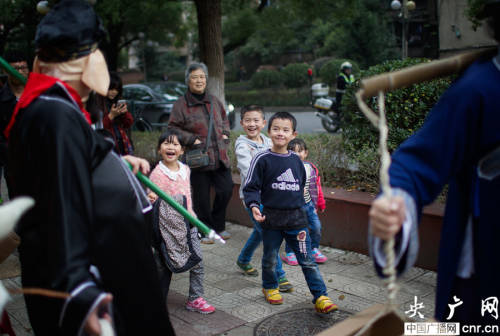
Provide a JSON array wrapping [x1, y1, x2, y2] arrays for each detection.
[[203, 96, 214, 153]]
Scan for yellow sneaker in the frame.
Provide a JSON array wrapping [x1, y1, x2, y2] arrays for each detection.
[[315, 295, 338, 314], [262, 288, 283, 305]]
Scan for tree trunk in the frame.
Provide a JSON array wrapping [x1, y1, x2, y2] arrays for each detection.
[[193, 0, 225, 106]]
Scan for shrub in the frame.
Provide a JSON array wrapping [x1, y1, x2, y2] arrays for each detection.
[[281, 63, 310, 89], [131, 131, 162, 168], [312, 57, 333, 77], [319, 58, 359, 86], [226, 132, 379, 192], [250, 70, 284, 89], [168, 70, 185, 83], [341, 58, 453, 156], [226, 88, 310, 106]]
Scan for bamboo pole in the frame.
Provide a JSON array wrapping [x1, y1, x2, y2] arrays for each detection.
[[359, 48, 496, 99], [0, 56, 27, 85]]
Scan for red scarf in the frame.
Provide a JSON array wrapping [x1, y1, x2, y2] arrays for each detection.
[[4, 72, 91, 139]]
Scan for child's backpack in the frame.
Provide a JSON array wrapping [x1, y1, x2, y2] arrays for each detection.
[[151, 195, 202, 273]]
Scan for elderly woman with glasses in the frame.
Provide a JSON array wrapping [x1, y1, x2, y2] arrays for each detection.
[[168, 62, 233, 243]]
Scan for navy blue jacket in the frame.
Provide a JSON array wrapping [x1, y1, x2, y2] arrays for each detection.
[[378, 58, 500, 321], [243, 149, 307, 230]]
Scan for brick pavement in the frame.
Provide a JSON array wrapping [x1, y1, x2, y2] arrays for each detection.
[[1, 176, 437, 335]]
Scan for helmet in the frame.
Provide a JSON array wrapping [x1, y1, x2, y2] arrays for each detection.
[[341, 61, 352, 70]]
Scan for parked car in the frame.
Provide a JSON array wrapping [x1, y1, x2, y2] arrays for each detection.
[[144, 81, 188, 101], [122, 84, 173, 131]]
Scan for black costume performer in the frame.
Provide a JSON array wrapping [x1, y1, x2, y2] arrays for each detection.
[[4, 1, 175, 335]]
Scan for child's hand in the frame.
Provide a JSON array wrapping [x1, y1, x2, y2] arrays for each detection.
[[148, 192, 158, 203], [251, 206, 266, 222]]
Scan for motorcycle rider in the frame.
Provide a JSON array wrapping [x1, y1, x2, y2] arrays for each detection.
[[335, 62, 355, 111]]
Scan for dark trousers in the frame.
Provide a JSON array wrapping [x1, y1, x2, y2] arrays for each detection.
[[190, 166, 233, 233], [450, 276, 499, 328]]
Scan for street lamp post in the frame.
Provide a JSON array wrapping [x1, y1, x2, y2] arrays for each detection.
[[391, 0, 416, 59], [402, 0, 408, 59]]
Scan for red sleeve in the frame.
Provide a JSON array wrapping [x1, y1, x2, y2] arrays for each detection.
[[309, 162, 326, 211], [316, 174, 326, 211], [102, 112, 112, 129], [102, 111, 133, 130], [119, 111, 134, 129]]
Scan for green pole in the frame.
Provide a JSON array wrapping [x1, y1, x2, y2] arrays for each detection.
[[124, 160, 225, 244], [0, 56, 27, 85]]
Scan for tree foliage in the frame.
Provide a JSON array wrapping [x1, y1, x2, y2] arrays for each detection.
[[0, 0, 185, 71], [95, 0, 184, 70], [222, 0, 399, 68], [0, 0, 42, 61]]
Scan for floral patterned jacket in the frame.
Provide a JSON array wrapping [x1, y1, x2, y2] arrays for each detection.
[[168, 90, 231, 171]]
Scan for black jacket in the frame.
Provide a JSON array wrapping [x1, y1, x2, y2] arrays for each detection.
[[8, 82, 174, 335], [0, 83, 16, 166]]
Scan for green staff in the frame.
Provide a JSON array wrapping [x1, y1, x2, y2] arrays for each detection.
[[0, 56, 27, 84], [124, 160, 225, 244]]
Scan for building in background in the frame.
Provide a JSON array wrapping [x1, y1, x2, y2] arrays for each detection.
[[438, 0, 496, 57]]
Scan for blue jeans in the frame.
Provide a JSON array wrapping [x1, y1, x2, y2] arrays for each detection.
[[262, 227, 327, 302], [237, 208, 286, 280], [286, 201, 322, 253]]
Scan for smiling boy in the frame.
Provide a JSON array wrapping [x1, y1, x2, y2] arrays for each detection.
[[243, 112, 337, 313], [235, 106, 293, 292]]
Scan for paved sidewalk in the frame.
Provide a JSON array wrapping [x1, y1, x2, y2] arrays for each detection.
[[2, 174, 437, 335], [2, 225, 436, 335]]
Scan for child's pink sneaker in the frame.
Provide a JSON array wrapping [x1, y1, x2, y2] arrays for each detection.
[[312, 248, 327, 263], [186, 297, 215, 314], [281, 252, 298, 266]]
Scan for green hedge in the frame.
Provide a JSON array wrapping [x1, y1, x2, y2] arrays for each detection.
[[250, 70, 284, 89], [341, 58, 453, 154], [226, 88, 310, 106], [281, 63, 310, 89]]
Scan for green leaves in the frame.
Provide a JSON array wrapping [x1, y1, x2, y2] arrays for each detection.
[[342, 58, 453, 155]]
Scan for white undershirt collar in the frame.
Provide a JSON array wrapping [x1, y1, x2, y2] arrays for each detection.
[[159, 161, 187, 181]]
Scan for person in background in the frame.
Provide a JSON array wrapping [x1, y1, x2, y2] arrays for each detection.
[[168, 62, 233, 243], [369, 0, 500, 326], [235, 105, 293, 292], [335, 62, 354, 111], [102, 72, 134, 155], [282, 138, 327, 266], [0, 51, 29, 202]]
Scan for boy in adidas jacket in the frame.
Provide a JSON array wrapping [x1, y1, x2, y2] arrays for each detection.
[[243, 111, 337, 313]]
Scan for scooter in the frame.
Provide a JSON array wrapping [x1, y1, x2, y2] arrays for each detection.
[[311, 83, 341, 133]]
